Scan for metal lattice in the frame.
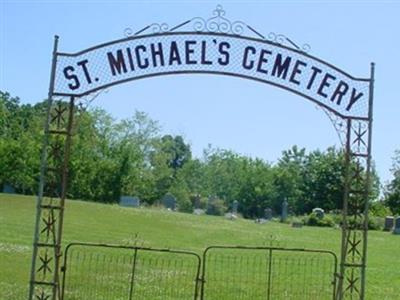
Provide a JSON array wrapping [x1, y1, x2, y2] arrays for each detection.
[[29, 97, 75, 300]]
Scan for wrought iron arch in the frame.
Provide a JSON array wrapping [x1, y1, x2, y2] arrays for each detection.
[[29, 5, 374, 300]]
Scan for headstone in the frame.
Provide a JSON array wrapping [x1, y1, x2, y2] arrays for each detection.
[[193, 208, 205, 215], [232, 200, 239, 214], [255, 218, 267, 224], [292, 222, 303, 228], [264, 208, 272, 220], [384, 216, 394, 231], [2, 184, 15, 194], [194, 194, 201, 209], [119, 196, 140, 207], [312, 207, 325, 219], [162, 193, 176, 210], [206, 196, 215, 214], [393, 217, 400, 235], [281, 200, 288, 222], [225, 212, 237, 220]]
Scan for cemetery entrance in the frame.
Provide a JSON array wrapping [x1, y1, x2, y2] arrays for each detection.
[[29, 6, 375, 300]]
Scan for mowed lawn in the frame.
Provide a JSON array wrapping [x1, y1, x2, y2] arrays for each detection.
[[0, 193, 399, 299]]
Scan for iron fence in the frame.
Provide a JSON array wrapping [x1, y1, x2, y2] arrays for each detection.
[[61, 243, 201, 300]]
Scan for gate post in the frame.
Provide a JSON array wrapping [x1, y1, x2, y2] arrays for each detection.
[[337, 63, 374, 300], [28, 35, 76, 299]]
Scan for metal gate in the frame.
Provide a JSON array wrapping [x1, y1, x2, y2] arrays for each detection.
[[61, 243, 337, 300], [61, 243, 201, 300], [200, 246, 338, 300]]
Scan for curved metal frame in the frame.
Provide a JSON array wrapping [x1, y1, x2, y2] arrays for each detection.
[[54, 31, 370, 121], [28, 6, 374, 300]]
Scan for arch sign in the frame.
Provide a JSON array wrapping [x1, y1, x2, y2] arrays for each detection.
[[30, 5, 374, 300], [55, 32, 369, 119]]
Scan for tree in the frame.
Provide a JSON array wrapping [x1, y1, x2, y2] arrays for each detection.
[[273, 146, 307, 214], [159, 135, 191, 174], [0, 92, 43, 194], [385, 150, 400, 215]]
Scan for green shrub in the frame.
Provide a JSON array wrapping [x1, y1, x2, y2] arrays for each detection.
[[370, 201, 391, 217], [304, 212, 335, 227], [341, 215, 383, 231], [206, 198, 227, 216]]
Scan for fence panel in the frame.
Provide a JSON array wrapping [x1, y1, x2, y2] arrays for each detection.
[[61, 243, 201, 300], [201, 246, 337, 300]]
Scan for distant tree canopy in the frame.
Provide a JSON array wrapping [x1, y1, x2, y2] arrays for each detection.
[[384, 150, 400, 215], [0, 90, 381, 217]]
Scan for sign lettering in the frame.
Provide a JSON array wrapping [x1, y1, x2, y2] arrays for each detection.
[[54, 33, 369, 118]]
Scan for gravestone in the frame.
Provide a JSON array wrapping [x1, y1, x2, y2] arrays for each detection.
[[193, 208, 205, 215], [393, 217, 400, 235], [162, 193, 176, 210], [206, 196, 215, 214], [264, 208, 272, 220], [2, 184, 15, 194], [119, 196, 140, 207], [194, 194, 201, 209], [384, 216, 394, 231], [312, 207, 325, 219], [232, 200, 239, 214], [292, 222, 303, 228], [255, 218, 267, 224], [225, 212, 237, 220], [281, 200, 288, 222]]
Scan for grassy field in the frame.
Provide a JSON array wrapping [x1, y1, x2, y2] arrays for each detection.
[[0, 193, 399, 299]]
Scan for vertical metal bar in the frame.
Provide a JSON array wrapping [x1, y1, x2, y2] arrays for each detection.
[[54, 96, 75, 300], [336, 118, 352, 300], [332, 253, 338, 300], [128, 248, 139, 300], [28, 35, 59, 300], [200, 248, 209, 300], [360, 62, 375, 300], [60, 245, 72, 300], [193, 254, 202, 300], [266, 248, 273, 300]]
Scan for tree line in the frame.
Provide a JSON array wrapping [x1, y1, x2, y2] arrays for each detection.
[[1, 91, 399, 217]]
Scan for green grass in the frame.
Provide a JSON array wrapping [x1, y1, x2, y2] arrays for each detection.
[[0, 193, 399, 299]]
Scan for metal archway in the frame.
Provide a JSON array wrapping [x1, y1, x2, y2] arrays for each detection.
[[29, 5, 374, 300]]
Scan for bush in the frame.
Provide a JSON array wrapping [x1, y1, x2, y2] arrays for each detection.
[[168, 188, 193, 213], [190, 195, 208, 209], [339, 215, 383, 231], [370, 201, 391, 217], [304, 212, 335, 227], [206, 198, 227, 216], [368, 216, 384, 230]]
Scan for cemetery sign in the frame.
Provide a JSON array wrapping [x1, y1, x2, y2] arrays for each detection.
[[55, 32, 369, 119]]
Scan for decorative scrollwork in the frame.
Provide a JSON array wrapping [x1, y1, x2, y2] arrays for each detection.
[[123, 5, 311, 52], [124, 22, 169, 37], [191, 5, 246, 35], [302, 43, 311, 53], [319, 107, 347, 146], [231, 21, 246, 35], [76, 88, 108, 112], [124, 27, 133, 37], [268, 32, 287, 45], [268, 32, 311, 53], [149, 22, 169, 34], [189, 17, 203, 32]]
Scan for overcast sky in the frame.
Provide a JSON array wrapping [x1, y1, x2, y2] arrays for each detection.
[[1, 0, 399, 185]]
